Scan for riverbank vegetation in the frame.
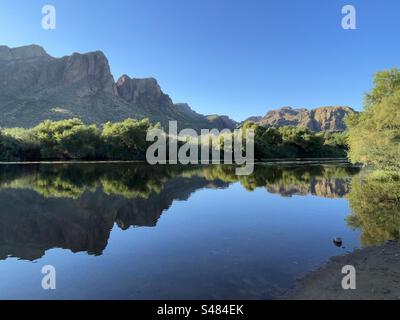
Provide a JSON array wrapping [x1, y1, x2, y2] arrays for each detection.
[[242, 121, 347, 159], [3, 68, 398, 164], [345, 68, 400, 245], [0, 117, 348, 162], [0, 118, 156, 161], [346, 68, 400, 178]]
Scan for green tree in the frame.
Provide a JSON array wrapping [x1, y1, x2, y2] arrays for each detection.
[[365, 67, 400, 108], [59, 124, 102, 159], [279, 126, 325, 157], [102, 118, 152, 160], [347, 68, 400, 173], [33, 118, 85, 159], [0, 128, 40, 161]]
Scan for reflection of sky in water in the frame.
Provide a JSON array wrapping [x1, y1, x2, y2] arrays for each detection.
[[0, 169, 360, 299]]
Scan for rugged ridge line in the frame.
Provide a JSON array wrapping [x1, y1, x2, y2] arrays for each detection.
[[0, 44, 354, 132], [247, 106, 356, 132], [0, 44, 236, 131]]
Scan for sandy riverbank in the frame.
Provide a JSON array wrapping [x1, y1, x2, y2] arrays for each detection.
[[284, 241, 400, 300]]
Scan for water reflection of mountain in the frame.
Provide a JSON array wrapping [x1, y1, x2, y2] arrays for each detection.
[[0, 163, 359, 260], [266, 178, 349, 198], [241, 165, 358, 198], [0, 175, 228, 260]]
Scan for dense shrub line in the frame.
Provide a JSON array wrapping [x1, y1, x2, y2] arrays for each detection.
[[0, 117, 348, 162]]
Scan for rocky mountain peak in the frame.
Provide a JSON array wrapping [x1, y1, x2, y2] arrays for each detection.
[[205, 114, 237, 130], [252, 106, 356, 132], [116, 74, 163, 103], [310, 106, 355, 131], [60, 50, 117, 95], [174, 103, 201, 117], [0, 44, 49, 61], [0, 44, 351, 133]]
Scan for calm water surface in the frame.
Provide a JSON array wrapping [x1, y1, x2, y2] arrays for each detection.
[[0, 163, 385, 299]]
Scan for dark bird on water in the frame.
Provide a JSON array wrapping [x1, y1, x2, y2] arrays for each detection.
[[333, 237, 343, 247]]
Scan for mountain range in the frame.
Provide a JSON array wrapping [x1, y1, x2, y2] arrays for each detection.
[[0, 44, 356, 131], [245, 105, 356, 132]]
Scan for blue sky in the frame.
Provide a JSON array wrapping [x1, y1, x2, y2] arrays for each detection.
[[0, 0, 399, 120]]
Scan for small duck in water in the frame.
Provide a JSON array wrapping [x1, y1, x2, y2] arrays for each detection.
[[333, 237, 343, 247]]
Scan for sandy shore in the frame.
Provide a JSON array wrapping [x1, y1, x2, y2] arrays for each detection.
[[284, 241, 400, 300]]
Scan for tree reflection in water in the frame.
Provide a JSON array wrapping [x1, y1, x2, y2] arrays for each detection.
[[0, 163, 371, 261], [347, 174, 400, 246]]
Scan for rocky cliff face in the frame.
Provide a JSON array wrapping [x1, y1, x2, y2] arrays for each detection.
[[0, 45, 133, 126], [0, 46, 117, 95], [0, 45, 352, 132], [0, 44, 236, 131], [252, 106, 356, 132], [0, 44, 49, 61], [116, 75, 163, 103], [59, 51, 118, 95], [115, 75, 239, 130], [309, 106, 354, 131]]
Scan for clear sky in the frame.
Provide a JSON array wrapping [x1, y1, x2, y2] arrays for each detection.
[[1, 0, 399, 121]]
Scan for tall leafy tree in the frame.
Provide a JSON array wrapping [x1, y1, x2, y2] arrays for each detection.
[[102, 118, 152, 160], [347, 68, 400, 173]]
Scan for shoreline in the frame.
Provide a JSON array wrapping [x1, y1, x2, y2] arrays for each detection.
[[283, 241, 400, 300], [0, 158, 351, 165]]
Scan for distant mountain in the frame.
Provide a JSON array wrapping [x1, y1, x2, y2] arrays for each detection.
[[205, 114, 237, 130], [245, 106, 357, 132], [0, 44, 236, 131], [0, 45, 355, 133], [242, 116, 262, 124]]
